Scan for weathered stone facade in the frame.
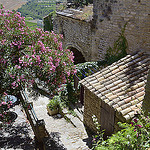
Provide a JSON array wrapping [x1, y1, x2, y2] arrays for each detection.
[[54, 14, 93, 62], [54, 0, 150, 62], [142, 70, 150, 114], [93, 0, 150, 59], [83, 88, 101, 133]]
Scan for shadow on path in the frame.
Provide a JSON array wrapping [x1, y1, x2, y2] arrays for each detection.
[[44, 132, 66, 150], [0, 122, 35, 150]]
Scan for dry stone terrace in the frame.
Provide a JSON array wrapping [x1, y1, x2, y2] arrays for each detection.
[[0, 94, 92, 149]]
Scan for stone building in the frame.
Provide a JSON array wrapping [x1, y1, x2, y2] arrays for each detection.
[[53, 0, 150, 62], [52, 0, 150, 135], [80, 51, 150, 135], [53, 6, 94, 63]]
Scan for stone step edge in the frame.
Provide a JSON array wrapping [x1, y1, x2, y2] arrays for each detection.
[[69, 103, 84, 122], [59, 108, 77, 128], [59, 107, 84, 128]]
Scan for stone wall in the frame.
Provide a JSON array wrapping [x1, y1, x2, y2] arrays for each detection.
[[54, 0, 150, 62], [83, 88, 117, 135], [142, 70, 150, 114], [83, 88, 101, 133], [93, 0, 150, 60], [53, 15, 93, 62]]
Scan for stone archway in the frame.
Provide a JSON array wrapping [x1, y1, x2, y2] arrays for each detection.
[[68, 47, 86, 64]]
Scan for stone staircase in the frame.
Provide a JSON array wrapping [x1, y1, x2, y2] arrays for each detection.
[[60, 102, 84, 128]]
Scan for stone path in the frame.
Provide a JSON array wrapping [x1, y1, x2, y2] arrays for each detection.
[[28, 94, 92, 150], [0, 93, 92, 150]]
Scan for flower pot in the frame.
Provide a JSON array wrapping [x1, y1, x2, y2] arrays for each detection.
[[47, 106, 59, 116]]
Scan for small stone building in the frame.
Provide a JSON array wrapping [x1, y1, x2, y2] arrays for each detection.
[[80, 51, 150, 136]]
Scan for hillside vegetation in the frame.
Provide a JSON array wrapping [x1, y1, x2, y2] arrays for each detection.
[[0, 0, 27, 11], [17, 0, 56, 20]]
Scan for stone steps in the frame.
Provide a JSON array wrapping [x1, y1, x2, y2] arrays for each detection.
[[60, 103, 84, 128]]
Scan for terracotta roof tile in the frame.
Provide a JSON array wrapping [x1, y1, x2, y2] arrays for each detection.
[[80, 51, 150, 120]]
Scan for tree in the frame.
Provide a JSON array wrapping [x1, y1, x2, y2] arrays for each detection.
[[0, 5, 76, 123]]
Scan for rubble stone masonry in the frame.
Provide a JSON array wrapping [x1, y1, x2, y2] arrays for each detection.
[[93, 0, 150, 60], [54, 0, 150, 61]]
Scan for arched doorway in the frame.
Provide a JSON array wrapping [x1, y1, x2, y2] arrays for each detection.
[[68, 47, 86, 64]]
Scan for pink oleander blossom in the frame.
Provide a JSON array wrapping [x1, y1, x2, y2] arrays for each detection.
[[0, 5, 76, 98]]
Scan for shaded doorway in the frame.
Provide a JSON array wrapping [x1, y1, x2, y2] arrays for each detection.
[[68, 47, 86, 64]]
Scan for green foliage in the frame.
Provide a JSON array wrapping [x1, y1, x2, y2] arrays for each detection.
[[71, 0, 93, 8], [47, 96, 60, 110], [67, 82, 78, 104], [93, 113, 150, 150], [92, 115, 105, 150], [44, 11, 55, 32], [98, 23, 128, 66], [60, 82, 78, 107], [17, 0, 56, 20], [25, 21, 37, 27], [0, 6, 76, 97], [76, 62, 99, 79], [67, 110, 77, 117], [25, 17, 33, 20]]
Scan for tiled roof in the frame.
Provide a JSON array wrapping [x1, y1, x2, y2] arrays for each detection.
[[80, 51, 150, 120]]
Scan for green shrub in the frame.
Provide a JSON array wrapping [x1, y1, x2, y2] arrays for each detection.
[[60, 82, 78, 107], [47, 96, 60, 110], [93, 113, 150, 150]]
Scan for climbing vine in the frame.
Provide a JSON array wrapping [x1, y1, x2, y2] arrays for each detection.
[[43, 11, 56, 32], [98, 23, 128, 66]]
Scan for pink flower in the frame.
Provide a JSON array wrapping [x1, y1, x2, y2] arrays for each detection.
[[17, 79, 20, 82], [137, 125, 142, 128], [15, 65, 21, 69], [3, 92, 7, 95], [63, 62, 66, 66], [2, 102, 6, 105], [11, 81, 16, 87], [134, 129, 136, 132], [74, 69, 77, 74], [67, 71, 70, 76], [134, 119, 137, 123], [19, 58, 23, 64], [26, 55, 29, 58]]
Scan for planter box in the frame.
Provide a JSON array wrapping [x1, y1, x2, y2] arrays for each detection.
[[47, 106, 59, 116]]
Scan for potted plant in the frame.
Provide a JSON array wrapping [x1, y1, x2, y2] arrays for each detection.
[[47, 96, 60, 115]]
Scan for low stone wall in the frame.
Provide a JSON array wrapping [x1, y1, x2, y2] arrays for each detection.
[[83, 88, 101, 133]]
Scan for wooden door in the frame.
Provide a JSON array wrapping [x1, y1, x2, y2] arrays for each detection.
[[100, 101, 115, 136]]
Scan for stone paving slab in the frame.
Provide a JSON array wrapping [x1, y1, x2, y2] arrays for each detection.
[[28, 94, 91, 150]]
